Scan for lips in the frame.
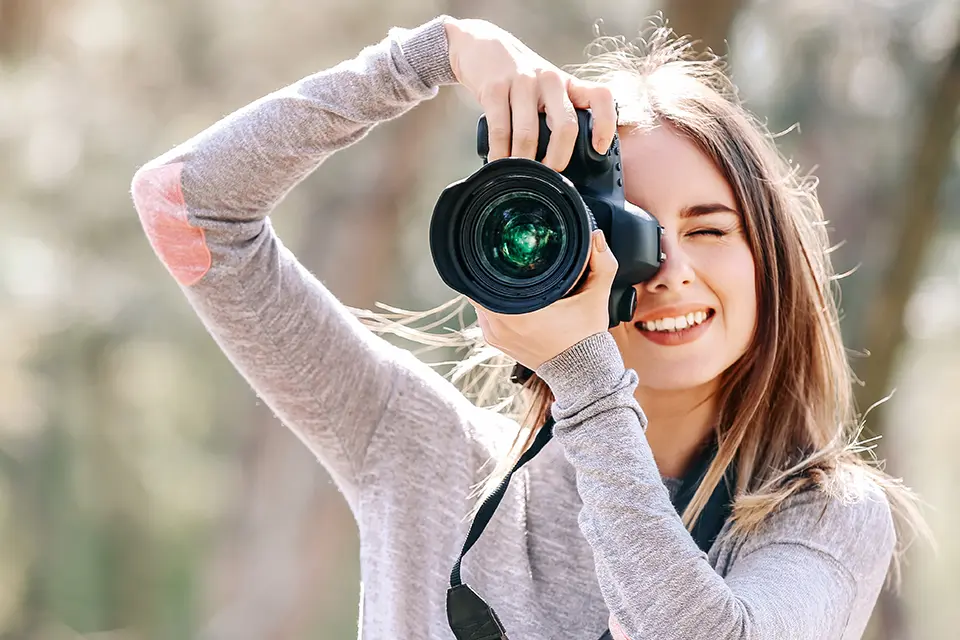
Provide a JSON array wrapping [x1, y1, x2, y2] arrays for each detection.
[[634, 309, 716, 346], [634, 308, 716, 331]]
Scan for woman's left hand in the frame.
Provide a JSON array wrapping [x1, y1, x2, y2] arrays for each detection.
[[470, 230, 619, 371]]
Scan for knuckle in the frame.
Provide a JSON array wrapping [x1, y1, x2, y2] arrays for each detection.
[[516, 71, 538, 86], [557, 118, 579, 138], [591, 84, 615, 102], [537, 68, 565, 84], [489, 125, 511, 140], [486, 78, 511, 99], [513, 128, 537, 146]]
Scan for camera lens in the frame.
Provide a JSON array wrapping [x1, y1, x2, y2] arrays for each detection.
[[430, 158, 595, 315], [476, 191, 566, 283]]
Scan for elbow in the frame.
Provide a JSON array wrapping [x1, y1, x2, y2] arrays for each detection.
[[131, 161, 211, 287]]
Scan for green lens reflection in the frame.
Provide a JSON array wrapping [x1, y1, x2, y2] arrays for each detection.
[[478, 191, 564, 281]]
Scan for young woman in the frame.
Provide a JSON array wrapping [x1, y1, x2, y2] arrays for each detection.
[[131, 15, 923, 639]]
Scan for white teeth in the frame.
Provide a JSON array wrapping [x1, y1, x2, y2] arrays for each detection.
[[640, 310, 711, 332]]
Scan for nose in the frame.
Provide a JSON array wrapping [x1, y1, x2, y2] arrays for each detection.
[[644, 231, 695, 293]]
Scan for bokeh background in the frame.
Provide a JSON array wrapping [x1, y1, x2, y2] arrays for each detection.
[[1, 0, 958, 638]]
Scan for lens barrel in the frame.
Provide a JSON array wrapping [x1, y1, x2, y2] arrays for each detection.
[[430, 158, 595, 315]]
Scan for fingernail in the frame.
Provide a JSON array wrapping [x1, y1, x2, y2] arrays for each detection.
[[594, 230, 607, 252]]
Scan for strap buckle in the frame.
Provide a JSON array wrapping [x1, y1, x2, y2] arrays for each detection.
[[446, 584, 509, 640]]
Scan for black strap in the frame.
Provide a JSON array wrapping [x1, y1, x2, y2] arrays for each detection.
[[450, 420, 556, 588], [446, 421, 556, 640], [446, 418, 735, 640]]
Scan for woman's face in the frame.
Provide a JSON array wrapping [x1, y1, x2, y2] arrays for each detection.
[[610, 124, 758, 392]]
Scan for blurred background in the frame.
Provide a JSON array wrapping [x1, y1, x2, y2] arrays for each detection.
[[0, 0, 958, 638]]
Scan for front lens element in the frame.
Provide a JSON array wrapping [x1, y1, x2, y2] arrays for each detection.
[[477, 191, 565, 281]]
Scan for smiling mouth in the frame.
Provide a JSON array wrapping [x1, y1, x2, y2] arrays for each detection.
[[635, 309, 716, 333]]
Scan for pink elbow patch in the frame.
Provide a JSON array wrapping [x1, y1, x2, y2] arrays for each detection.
[[132, 162, 211, 286], [609, 615, 631, 640]]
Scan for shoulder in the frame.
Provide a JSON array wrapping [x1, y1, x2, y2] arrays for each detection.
[[740, 466, 896, 580]]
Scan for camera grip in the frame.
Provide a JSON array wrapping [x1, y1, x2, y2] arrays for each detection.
[[476, 109, 606, 166], [608, 286, 638, 328]]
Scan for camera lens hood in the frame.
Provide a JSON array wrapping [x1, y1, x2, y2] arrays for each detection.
[[430, 158, 595, 315]]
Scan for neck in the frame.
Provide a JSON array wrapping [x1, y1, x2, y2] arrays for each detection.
[[635, 381, 719, 479]]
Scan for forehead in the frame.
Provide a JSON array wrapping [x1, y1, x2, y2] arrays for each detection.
[[618, 124, 736, 218]]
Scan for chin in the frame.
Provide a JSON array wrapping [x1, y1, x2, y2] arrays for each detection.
[[613, 325, 730, 393], [632, 362, 723, 392]]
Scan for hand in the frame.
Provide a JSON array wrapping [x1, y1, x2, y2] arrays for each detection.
[[443, 18, 617, 172], [470, 230, 619, 371]]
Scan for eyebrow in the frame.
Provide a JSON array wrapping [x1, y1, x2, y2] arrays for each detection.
[[679, 203, 740, 219]]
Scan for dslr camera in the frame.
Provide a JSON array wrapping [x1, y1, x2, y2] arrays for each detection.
[[430, 109, 664, 328]]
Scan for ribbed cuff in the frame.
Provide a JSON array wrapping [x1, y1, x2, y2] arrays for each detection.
[[391, 16, 458, 89], [535, 332, 628, 405]]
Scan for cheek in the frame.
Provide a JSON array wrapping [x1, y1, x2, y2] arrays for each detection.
[[722, 248, 757, 342], [695, 242, 758, 339]]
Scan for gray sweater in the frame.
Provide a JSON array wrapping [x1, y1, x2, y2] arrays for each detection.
[[131, 16, 896, 640]]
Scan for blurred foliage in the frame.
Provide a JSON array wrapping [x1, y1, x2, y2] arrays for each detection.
[[0, 0, 958, 638]]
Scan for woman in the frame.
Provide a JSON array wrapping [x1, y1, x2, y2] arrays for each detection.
[[131, 14, 923, 639]]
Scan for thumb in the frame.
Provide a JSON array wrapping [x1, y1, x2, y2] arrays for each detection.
[[584, 230, 618, 288]]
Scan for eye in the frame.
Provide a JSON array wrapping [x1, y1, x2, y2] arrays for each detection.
[[688, 228, 727, 238]]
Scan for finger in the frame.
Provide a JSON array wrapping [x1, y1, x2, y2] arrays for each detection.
[[509, 74, 540, 159], [467, 297, 495, 316], [480, 80, 512, 161], [474, 305, 493, 339], [538, 71, 578, 171], [582, 230, 619, 289], [567, 79, 617, 154], [469, 300, 498, 340]]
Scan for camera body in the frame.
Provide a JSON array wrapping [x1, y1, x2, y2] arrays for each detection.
[[430, 109, 664, 328]]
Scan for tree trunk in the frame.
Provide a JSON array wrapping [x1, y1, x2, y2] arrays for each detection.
[[857, 35, 960, 640], [854, 41, 960, 419], [0, 0, 43, 58], [660, 0, 744, 56]]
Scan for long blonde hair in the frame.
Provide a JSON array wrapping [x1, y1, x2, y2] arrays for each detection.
[[354, 18, 929, 588]]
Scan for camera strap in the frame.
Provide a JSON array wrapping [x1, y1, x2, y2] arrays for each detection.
[[446, 417, 735, 640]]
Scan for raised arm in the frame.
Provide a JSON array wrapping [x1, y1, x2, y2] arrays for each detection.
[[535, 332, 895, 640], [130, 18, 471, 508], [131, 14, 625, 513]]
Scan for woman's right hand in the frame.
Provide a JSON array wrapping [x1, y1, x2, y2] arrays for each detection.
[[443, 18, 618, 172]]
